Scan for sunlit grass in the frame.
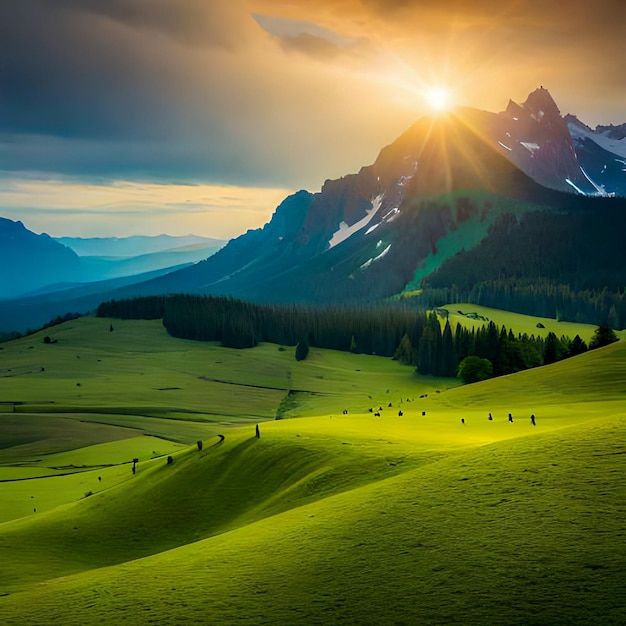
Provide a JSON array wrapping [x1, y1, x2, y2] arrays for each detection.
[[0, 318, 624, 624]]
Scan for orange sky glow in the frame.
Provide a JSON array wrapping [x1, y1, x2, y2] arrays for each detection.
[[0, 0, 624, 237]]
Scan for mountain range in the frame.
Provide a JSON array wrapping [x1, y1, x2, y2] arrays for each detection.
[[1, 87, 625, 333], [0, 225, 224, 300]]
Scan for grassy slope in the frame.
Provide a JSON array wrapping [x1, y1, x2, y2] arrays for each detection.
[[402, 191, 540, 292], [0, 318, 452, 423], [442, 302, 626, 343], [0, 320, 624, 624], [1, 415, 623, 625], [0, 318, 453, 518]]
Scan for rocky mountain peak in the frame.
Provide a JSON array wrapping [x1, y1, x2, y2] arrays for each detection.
[[521, 86, 561, 123]]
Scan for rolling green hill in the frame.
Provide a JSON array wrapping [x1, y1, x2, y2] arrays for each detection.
[[441, 302, 625, 343], [0, 318, 624, 624]]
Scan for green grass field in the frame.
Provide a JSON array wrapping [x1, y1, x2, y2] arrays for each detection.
[[0, 317, 624, 624], [442, 302, 626, 343]]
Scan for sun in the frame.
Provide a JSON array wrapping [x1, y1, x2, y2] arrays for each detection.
[[426, 87, 451, 112]]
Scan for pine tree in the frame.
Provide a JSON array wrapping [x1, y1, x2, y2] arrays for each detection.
[[295, 336, 310, 361], [589, 325, 618, 350], [567, 334, 588, 357], [393, 333, 414, 365], [349, 334, 359, 354], [441, 320, 456, 376], [543, 332, 563, 364]]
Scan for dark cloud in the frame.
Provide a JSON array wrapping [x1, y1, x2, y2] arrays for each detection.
[[0, 2, 195, 141], [0, 1, 288, 183], [1, 0, 624, 193], [21, 0, 242, 48], [0, 0, 414, 189]]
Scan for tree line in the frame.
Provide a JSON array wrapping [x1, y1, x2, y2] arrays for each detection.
[[410, 282, 626, 329], [96, 295, 613, 381], [418, 203, 626, 329]]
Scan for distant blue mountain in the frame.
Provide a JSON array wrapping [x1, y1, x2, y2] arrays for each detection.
[[0, 221, 225, 302], [0, 218, 82, 299], [55, 234, 223, 258]]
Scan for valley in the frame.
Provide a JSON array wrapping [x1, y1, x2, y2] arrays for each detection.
[[0, 315, 624, 624], [2, 74, 625, 625]]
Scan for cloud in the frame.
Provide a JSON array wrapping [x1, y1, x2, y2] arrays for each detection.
[[0, 176, 291, 238], [1, 0, 624, 231], [253, 13, 376, 62], [253, 14, 356, 47], [1, 0, 431, 192], [16, 0, 245, 49]]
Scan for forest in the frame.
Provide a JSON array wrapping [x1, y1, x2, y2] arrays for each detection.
[[97, 295, 603, 380], [419, 206, 626, 328]]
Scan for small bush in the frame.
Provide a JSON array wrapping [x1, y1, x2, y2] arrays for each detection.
[[457, 356, 494, 384]]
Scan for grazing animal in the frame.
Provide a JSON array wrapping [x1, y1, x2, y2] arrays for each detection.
[[398, 410, 403, 417], [368, 407, 373, 413], [388, 402, 392, 408], [375, 412, 381, 417], [422, 411, 426, 416]]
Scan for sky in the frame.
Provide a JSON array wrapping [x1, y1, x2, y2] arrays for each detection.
[[1, 0, 624, 238]]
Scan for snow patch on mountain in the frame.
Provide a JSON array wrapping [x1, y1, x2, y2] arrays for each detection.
[[328, 193, 384, 249], [580, 167, 613, 197], [567, 119, 626, 159], [565, 178, 587, 195], [382, 207, 399, 220], [520, 141, 540, 155], [615, 158, 626, 171], [360, 244, 391, 270]]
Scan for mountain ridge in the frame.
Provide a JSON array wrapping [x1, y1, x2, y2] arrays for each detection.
[[2, 87, 625, 332]]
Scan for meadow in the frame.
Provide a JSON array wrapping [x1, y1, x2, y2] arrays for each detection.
[[0, 315, 624, 624], [441, 302, 626, 343]]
